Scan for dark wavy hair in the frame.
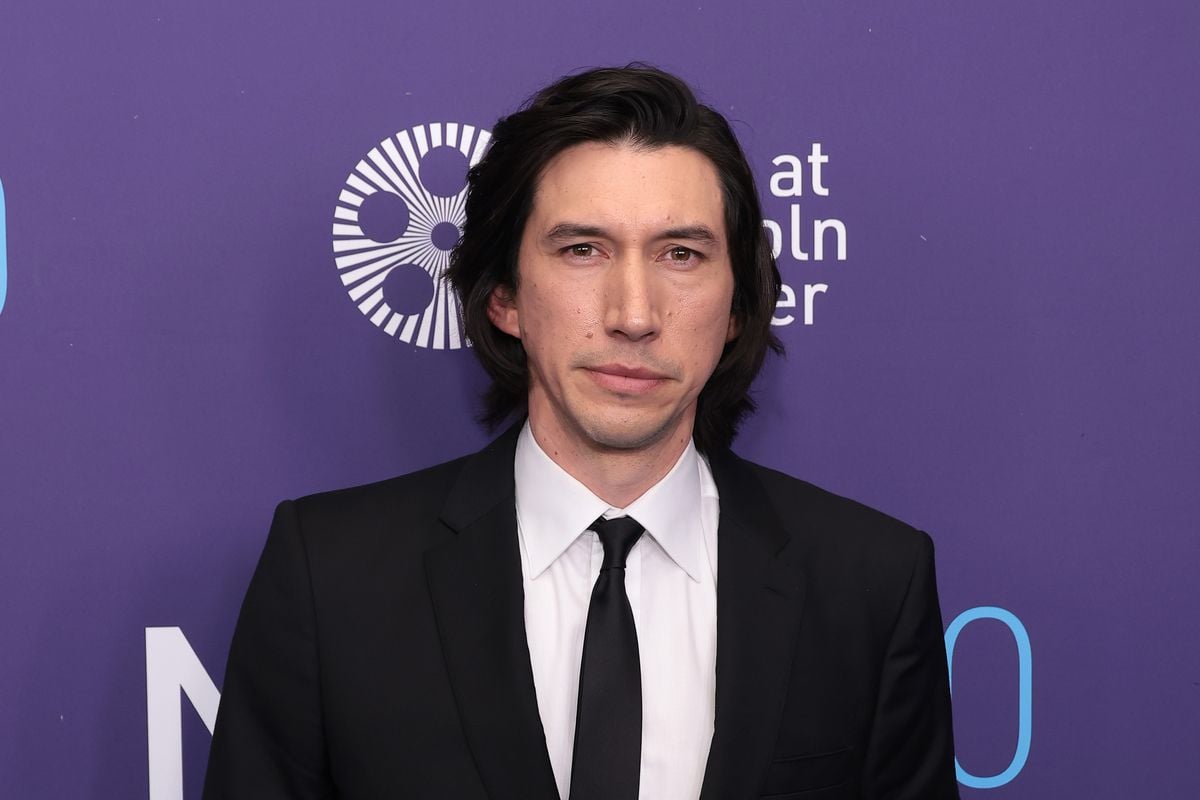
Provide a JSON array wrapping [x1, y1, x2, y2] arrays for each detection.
[[446, 64, 782, 453]]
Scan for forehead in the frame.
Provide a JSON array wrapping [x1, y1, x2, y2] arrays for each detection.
[[528, 142, 726, 236]]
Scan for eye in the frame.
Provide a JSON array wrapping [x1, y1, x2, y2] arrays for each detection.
[[664, 246, 700, 264], [560, 243, 602, 261]]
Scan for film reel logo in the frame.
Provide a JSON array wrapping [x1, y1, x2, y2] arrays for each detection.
[[332, 123, 491, 349]]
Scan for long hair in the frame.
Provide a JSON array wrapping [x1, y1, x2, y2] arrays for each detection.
[[446, 64, 782, 453]]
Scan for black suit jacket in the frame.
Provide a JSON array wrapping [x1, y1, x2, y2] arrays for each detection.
[[204, 426, 959, 799]]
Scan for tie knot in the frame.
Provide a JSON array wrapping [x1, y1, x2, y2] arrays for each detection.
[[589, 516, 644, 570]]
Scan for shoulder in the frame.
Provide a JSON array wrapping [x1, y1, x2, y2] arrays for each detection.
[[730, 454, 934, 566], [290, 452, 471, 524], [270, 451, 477, 563], [726, 454, 941, 641], [266, 424, 520, 565]]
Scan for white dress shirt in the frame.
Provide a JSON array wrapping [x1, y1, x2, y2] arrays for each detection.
[[514, 422, 719, 800]]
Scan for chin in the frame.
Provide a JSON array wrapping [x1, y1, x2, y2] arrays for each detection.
[[579, 413, 679, 452]]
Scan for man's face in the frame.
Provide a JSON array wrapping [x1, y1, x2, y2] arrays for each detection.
[[488, 141, 739, 456]]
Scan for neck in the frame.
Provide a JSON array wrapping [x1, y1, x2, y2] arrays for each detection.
[[527, 415, 693, 508]]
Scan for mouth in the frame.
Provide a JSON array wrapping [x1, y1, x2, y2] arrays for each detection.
[[584, 363, 669, 395]]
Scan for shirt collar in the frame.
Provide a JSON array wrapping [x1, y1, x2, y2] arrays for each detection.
[[514, 421, 708, 582]]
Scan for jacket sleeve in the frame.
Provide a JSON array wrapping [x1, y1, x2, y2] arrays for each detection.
[[202, 500, 335, 800], [861, 531, 960, 799]]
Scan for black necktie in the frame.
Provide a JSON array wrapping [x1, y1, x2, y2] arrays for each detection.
[[569, 515, 645, 800]]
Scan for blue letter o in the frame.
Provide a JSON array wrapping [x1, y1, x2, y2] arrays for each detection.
[[944, 606, 1032, 789]]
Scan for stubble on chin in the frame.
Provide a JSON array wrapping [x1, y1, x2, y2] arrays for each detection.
[[528, 357, 694, 461], [573, 353, 699, 452], [568, 399, 693, 455], [578, 418, 667, 452]]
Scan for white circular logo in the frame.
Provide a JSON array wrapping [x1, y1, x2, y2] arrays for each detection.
[[332, 122, 491, 349]]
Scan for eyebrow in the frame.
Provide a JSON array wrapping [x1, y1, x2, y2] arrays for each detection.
[[543, 222, 720, 246]]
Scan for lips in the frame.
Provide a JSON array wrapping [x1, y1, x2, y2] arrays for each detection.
[[585, 364, 668, 395]]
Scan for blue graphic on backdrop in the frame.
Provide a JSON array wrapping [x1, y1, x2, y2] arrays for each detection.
[[945, 606, 1033, 789], [0, 176, 7, 315], [331, 122, 492, 349]]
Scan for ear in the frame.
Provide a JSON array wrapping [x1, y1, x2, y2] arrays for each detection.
[[487, 284, 521, 339], [725, 312, 742, 343]]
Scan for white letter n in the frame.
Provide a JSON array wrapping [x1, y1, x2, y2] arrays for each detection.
[[145, 627, 221, 800]]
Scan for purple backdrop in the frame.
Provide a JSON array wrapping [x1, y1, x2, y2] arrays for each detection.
[[2, 1, 1198, 798]]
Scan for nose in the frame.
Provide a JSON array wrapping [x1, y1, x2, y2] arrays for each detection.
[[603, 257, 659, 341]]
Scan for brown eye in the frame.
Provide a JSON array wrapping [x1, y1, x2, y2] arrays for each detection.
[[570, 244, 594, 257], [669, 247, 694, 261]]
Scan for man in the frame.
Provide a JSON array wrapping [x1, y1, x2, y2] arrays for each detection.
[[204, 65, 958, 799]]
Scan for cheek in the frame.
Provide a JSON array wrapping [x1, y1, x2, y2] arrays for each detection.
[[680, 292, 734, 339], [679, 293, 736, 372], [516, 288, 596, 365], [521, 280, 586, 322]]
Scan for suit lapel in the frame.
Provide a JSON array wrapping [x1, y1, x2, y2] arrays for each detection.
[[424, 425, 560, 800], [700, 449, 808, 800]]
